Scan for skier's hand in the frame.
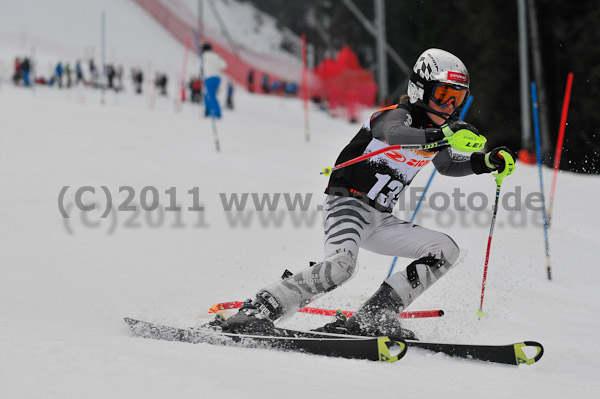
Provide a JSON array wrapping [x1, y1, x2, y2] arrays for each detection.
[[442, 120, 480, 137], [425, 121, 479, 142], [485, 146, 516, 174], [425, 121, 486, 152]]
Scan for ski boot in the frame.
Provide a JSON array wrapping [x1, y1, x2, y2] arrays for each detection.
[[313, 309, 352, 334], [208, 291, 283, 335], [315, 283, 416, 340]]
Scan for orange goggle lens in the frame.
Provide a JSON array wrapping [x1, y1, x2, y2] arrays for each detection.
[[430, 84, 468, 107]]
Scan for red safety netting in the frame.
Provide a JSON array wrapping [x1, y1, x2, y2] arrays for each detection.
[[133, 1, 375, 120], [313, 46, 377, 121]]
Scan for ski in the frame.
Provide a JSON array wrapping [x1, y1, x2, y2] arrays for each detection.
[[404, 340, 544, 366], [273, 328, 544, 366], [124, 318, 543, 366], [124, 318, 407, 363]]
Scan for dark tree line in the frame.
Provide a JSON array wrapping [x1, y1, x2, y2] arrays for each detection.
[[247, 0, 600, 173]]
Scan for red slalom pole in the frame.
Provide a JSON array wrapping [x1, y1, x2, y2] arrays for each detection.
[[297, 307, 443, 319], [208, 301, 444, 319], [177, 38, 191, 112], [548, 73, 574, 226]]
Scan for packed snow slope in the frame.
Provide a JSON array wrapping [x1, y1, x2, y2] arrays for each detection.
[[1, 2, 600, 399], [2, 78, 600, 399]]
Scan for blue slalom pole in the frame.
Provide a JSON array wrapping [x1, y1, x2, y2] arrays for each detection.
[[531, 82, 552, 280], [386, 95, 474, 278], [458, 95, 474, 120], [386, 169, 436, 278]]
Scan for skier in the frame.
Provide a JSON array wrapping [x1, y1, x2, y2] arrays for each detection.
[[213, 48, 516, 337], [200, 43, 227, 118]]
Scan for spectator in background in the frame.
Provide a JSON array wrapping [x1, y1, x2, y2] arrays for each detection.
[[89, 59, 98, 86], [106, 64, 116, 89], [155, 73, 168, 96], [270, 80, 281, 95], [226, 80, 234, 110], [285, 82, 299, 97], [247, 68, 255, 92], [116, 65, 124, 92], [201, 42, 227, 119], [13, 57, 22, 85], [132, 68, 144, 94], [189, 76, 202, 103], [262, 73, 269, 94], [65, 63, 72, 88], [21, 57, 31, 86], [75, 60, 84, 85], [54, 61, 63, 88]]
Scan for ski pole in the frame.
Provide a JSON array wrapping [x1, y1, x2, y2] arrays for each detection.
[[321, 130, 487, 176], [320, 139, 449, 176], [477, 151, 515, 319], [476, 181, 502, 320]]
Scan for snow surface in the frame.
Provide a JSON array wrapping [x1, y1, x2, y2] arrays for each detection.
[[174, 0, 302, 61], [1, 2, 600, 398]]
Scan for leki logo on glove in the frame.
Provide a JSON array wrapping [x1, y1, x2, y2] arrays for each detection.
[[447, 71, 468, 84]]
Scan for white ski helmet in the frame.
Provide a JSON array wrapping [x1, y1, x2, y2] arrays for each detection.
[[407, 48, 470, 107]]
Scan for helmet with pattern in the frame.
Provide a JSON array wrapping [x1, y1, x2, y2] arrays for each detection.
[[407, 48, 470, 119]]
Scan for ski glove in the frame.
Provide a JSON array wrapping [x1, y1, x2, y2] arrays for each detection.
[[471, 146, 517, 175], [425, 121, 486, 152], [425, 120, 480, 142], [486, 146, 516, 173]]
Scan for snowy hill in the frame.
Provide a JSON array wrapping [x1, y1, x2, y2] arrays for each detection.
[[1, 2, 600, 399], [174, 0, 302, 62]]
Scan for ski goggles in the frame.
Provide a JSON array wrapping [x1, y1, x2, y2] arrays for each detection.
[[430, 83, 468, 108]]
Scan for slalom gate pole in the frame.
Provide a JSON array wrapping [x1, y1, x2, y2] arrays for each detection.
[[302, 34, 310, 142], [531, 82, 552, 280], [100, 11, 106, 105], [410, 171, 436, 223], [177, 38, 191, 112], [386, 169, 436, 278], [209, 301, 444, 319], [548, 73, 574, 226], [193, 29, 221, 152], [386, 96, 474, 278]]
